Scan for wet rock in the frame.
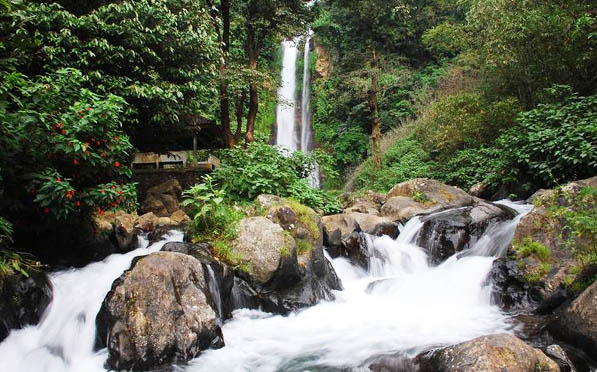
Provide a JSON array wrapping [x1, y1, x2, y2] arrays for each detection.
[[0, 272, 53, 342], [490, 178, 597, 311], [417, 334, 560, 372], [416, 202, 514, 264], [95, 210, 139, 252], [382, 178, 475, 222], [161, 241, 191, 254], [141, 179, 183, 217], [229, 197, 342, 314], [544, 345, 576, 372], [548, 280, 597, 357], [322, 214, 359, 247], [322, 212, 398, 269], [96, 252, 223, 371]]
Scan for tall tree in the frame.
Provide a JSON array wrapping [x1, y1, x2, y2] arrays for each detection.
[[243, 0, 310, 143]]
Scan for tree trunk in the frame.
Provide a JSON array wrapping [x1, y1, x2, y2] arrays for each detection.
[[368, 48, 382, 169], [234, 90, 247, 145], [219, 0, 233, 147], [245, 23, 258, 144]]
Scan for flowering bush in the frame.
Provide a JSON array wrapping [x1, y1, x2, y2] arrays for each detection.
[[0, 68, 137, 222]]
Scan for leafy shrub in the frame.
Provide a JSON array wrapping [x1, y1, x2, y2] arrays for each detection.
[[546, 187, 597, 266], [211, 142, 341, 215], [433, 147, 501, 191], [182, 176, 247, 270], [0, 69, 137, 224], [414, 92, 520, 158], [353, 137, 436, 192], [494, 91, 597, 187]]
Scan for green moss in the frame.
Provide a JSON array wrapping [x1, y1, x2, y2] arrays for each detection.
[[296, 238, 314, 255], [281, 231, 293, 258], [286, 200, 321, 240], [211, 240, 251, 273], [525, 262, 552, 283], [514, 237, 552, 262]]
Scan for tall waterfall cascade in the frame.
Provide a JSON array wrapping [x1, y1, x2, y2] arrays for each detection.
[[275, 33, 320, 187], [0, 201, 537, 372]]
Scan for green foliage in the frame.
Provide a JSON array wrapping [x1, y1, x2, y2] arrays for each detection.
[[546, 187, 597, 266], [353, 137, 437, 192], [3, 0, 220, 146], [182, 175, 247, 270], [423, 22, 468, 58], [494, 91, 597, 188], [414, 92, 520, 157], [468, 0, 597, 106], [0, 68, 137, 222], [515, 238, 552, 262], [212, 142, 341, 214]]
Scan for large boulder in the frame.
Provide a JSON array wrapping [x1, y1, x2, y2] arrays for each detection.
[[234, 217, 295, 285], [141, 179, 183, 217], [490, 177, 596, 312], [229, 196, 342, 314], [548, 280, 597, 357], [0, 272, 53, 342], [381, 178, 475, 222], [96, 252, 223, 371], [417, 334, 560, 372], [415, 202, 515, 264]]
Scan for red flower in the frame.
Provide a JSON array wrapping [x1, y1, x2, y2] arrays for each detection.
[[96, 141, 101, 146], [69, 142, 73, 147], [114, 161, 120, 168], [76, 201, 81, 207], [57, 177, 61, 182], [86, 150, 90, 156], [73, 159, 78, 165], [43, 207, 50, 214], [58, 121, 63, 128], [61, 129, 66, 135], [114, 136, 118, 142], [87, 107, 91, 111]]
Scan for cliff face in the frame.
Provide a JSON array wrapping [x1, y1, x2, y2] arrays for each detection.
[[314, 40, 331, 79]]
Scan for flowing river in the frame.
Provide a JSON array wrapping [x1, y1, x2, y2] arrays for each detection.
[[0, 202, 533, 372]]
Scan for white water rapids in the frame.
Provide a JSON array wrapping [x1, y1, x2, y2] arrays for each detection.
[[0, 201, 533, 372]]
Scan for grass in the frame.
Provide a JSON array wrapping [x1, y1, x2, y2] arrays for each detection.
[[514, 237, 552, 262]]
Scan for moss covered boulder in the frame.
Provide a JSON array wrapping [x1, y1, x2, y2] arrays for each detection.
[[228, 196, 341, 314], [490, 177, 596, 312]]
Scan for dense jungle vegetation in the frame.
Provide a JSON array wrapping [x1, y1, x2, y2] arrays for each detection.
[[1, 0, 596, 276]]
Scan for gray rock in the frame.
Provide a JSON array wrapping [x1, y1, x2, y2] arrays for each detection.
[[0, 272, 53, 343], [416, 202, 514, 264], [233, 217, 291, 285], [549, 280, 597, 357], [141, 179, 183, 217], [417, 334, 560, 372], [96, 252, 223, 371]]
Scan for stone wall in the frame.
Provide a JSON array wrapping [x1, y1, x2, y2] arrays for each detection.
[[133, 169, 209, 203]]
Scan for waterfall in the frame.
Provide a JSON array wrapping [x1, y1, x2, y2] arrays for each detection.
[[275, 39, 299, 152], [300, 33, 312, 154], [275, 33, 320, 187]]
